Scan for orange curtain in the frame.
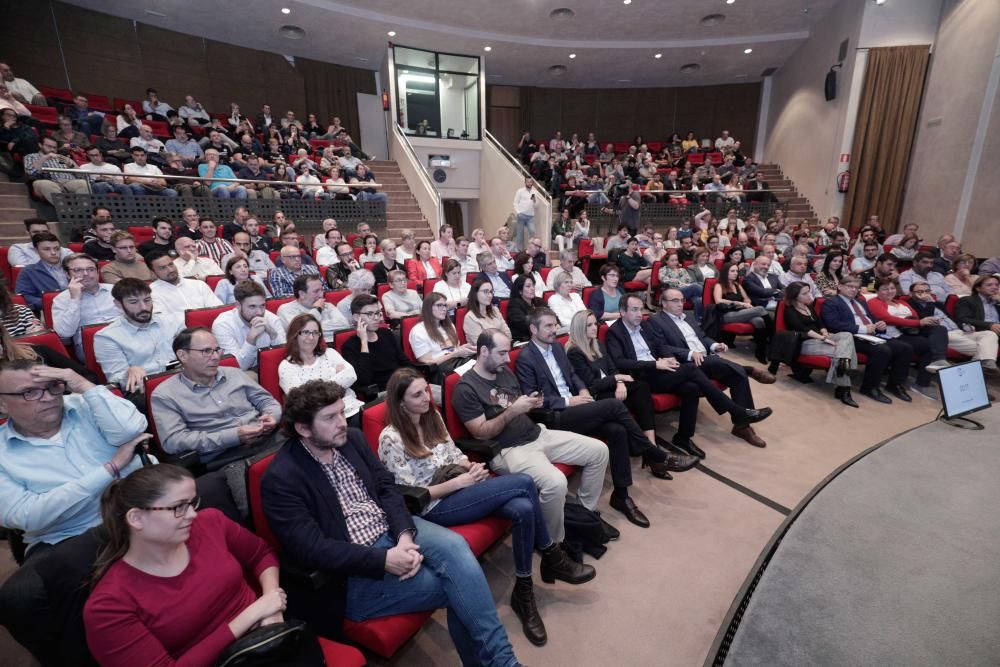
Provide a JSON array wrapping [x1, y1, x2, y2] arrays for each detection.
[[842, 45, 931, 234]]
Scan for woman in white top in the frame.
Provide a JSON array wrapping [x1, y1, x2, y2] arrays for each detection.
[[409, 293, 476, 380], [468, 228, 489, 257], [382, 269, 422, 320], [396, 231, 416, 262], [643, 233, 668, 265], [115, 104, 142, 137], [664, 226, 680, 249], [547, 272, 586, 328], [464, 277, 511, 344], [358, 234, 383, 265], [323, 166, 352, 200], [688, 249, 718, 284], [377, 368, 591, 643], [295, 162, 327, 199], [433, 259, 471, 315], [570, 211, 591, 249], [512, 253, 544, 293], [278, 313, 364, 422], [215, 256, 270, 304]]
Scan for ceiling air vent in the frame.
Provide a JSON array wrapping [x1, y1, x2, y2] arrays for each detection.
[[278, 25, 306, 40], [547, 65, 568, 76], [680, 63, 701, 74], [760, 66, 777, 77], [700, 14, 726, 26], [549, 7, 575, 20]]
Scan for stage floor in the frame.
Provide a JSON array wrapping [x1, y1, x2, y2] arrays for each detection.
[[718, 404, 1000, 666]]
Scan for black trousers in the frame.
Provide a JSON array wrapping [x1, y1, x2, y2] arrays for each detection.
[[898, 326, 948, 385], [693, 355, 755, 412], [853, 337, 912, 391], [594, 378, 656, 432], [555, 398, 648, 488], [0, 474, 242, 666], [636, 363, 717, 438]]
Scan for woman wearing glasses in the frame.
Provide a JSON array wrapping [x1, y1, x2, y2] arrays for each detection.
[[381, 270, 422, 320], [408, 293, 476, 381], [279, 313, 364, 425], [84, 464, 330, 665], [463, 278, 511, 345]]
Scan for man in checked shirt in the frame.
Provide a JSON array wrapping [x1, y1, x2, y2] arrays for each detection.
[[262, 380, 524, 667]]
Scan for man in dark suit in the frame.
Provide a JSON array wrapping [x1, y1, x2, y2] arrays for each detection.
[[254, 103, 274, 131], [606, 294, 772, 454], [742, 255, 784, 309], [820, 275, 912, 403], [476, 251, 514, 299], [261, 380, 521, 664], [515, 307, 695, 527], [649, 290, 774, 449], [955, 275, 1000, 339]]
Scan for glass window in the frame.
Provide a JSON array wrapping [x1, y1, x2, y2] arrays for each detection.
[[394, 46, 480, 140]]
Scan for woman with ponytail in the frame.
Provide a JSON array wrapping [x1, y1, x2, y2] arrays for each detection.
[[84, 463, 302, 666]]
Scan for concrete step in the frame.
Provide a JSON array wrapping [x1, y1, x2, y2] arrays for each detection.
[[0, 182, 28, 195]]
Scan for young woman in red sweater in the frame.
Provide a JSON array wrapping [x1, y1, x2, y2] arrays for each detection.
[[83, 464, 295, 666]]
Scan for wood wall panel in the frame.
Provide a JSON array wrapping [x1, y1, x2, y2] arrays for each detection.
[[487, 82, 761, 155]]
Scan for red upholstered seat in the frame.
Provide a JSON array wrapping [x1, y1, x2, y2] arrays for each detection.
[[623, 280, 647, 292], [246, 451, 432, 658], [0, 246, 10, 285], [334, 328, 356, 352], [454, 307, 468, 344], [324, 289, 351, 304], [39, 85, 74, 104], [113, 98, 142, 114], [257, 345, 285, 403], [400, 315, 421, 363], [81, 94, 113, 113], [25, 105, 58, 126], [205, 275, 225, 291], [422, 278, 438, 296], [184, 303, 235, 328], [703, 278, 755, 335], [42, 291, 60, 330], [15, 329, 67, 356], [265, 296, 295, 314], [81, 322, 111, 383], [318, 638, 366, 667], [687, 152, 705, 165]]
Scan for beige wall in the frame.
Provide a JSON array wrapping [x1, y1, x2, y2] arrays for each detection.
[[901, 0, 1000, 256], [763, 0, 867, 222], [479, 137, 551, 245]]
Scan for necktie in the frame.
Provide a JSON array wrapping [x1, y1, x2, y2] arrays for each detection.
[[850, 300, 871, 326]]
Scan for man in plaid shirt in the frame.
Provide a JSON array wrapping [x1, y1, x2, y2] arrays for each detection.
[[262, 381, 523, 667], [23, 136, 89, 204], [268, 245, 318, 297]]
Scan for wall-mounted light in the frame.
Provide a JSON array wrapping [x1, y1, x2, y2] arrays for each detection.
[[387, 30, 396, 36]]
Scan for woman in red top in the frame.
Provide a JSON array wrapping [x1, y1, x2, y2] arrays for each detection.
[[867, 277, 951, 398], [406, 240, 443, 282], [84, 464, 290, 667]]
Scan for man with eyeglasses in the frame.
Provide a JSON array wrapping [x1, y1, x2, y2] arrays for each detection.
[[341, 294, 411, 392], [323, 242, 358, 291], [99, 231, 154, 284], [23, 135, 89, 205], [910, 280, 999, 374], [0, 359, 150, 664], [151, 326, 283, 467], [52, 253, 119, 359], [277, 274, 349, 340], [269, 244, 319, 297], [173, 235, 223, 280], [212, 281, 286, 377], [220, 231, 276, 275], [146, 248, 222, 314]]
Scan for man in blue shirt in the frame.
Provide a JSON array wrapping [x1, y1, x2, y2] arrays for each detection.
[[14, 232, 68, 311], [199, 148, 248, 199], [163, 124, 204, 167]]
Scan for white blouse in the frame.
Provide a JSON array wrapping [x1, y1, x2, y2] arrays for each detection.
[[377, 423, 468, 513], [409, 321, 457, 361], [278, 348, 364, 416], [547, 292, 586, 327], [433, 280, 470, 306]]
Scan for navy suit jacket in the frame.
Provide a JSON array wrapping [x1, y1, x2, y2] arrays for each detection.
[[260, 430, 415, 632], [476, 270, 513, 291], [605, 318, 671, 374], [647, 311, 717, 360], [821, 295, 872, 334], [15, 261, 63, 310], [742, 271, 782, 308], [515, 340, 586, 409]]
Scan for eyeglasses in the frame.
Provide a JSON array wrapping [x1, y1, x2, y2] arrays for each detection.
[[182, 347, 223, 357], [0, 381, 67, 401], [68, 267, 97, 275], [297, 330, 321, 337], [138, 496, 201, 518], [360, 309, 382, 317], [663, 298, 684, 304]]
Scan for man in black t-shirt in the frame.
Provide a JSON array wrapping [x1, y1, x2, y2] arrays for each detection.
[[453, 329, 609, 545], [137, 217, 175, 256]]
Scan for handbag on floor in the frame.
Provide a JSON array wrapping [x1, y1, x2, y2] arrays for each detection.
[[215, 619, 325, 666]]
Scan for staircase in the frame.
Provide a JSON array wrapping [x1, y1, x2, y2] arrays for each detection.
[[756, 163, 819, 227], [0, 175, 35, 245], [370, 159, 434, 242]]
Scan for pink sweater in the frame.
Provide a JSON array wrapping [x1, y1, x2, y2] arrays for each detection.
[[84, 509, 279, 667]]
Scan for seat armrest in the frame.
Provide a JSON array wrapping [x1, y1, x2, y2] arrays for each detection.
[[527, 408, 556, 428], [280, 563, 332, 591], [396, 484, 430, 514], [455, 437, 502, 460], [356, 383, 381, 402]]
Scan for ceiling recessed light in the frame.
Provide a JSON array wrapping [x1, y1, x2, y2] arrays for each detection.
[[281, 7, 290, 14], [623, 0, 632, 4], [726, 0, 736, 4], [387, 30, 396, 36], [744, 48, 753, 54], [569, 53, 577, 59], [549, 7, 575, 20], [484, 46, 492, 52], [278, 25, 305, 40], [654, 53, 662, 59], [617, 79, 632, 83], [680, 63, 701, 74], [874, 0, 887, 4]]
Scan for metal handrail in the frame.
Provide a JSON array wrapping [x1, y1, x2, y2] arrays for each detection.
[[483, 129, 552, 203], [391, 123, 442, 209], [41, 167, 383, 188]]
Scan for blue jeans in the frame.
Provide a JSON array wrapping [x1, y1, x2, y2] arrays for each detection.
[[128, 183, 178, 197], [514, 213, 534, 252], [212, 185, 248, 198], [678, 283, 704, 319], [423, 473, 551, 578], [358, 191, 388, 204], [345, 518, 518, 667], [90, 181, 130, 195]]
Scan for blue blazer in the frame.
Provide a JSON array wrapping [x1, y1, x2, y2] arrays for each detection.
[[15, 262, 63, 311], [647, 311, 716, 360], [742, 271, 782, 308], [821, 295, 870, 334], [260, 430, 415, 634], [605, 318, 670, 374], [476, 270, 513, 291], [515, 340, 586, 409]]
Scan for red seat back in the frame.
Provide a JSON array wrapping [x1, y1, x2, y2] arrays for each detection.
[[205, 275, 225, 292], [703, 278, 718, 307], [454, 307, 468, 344], [246, 453, 282, 550], [25, 105, 58, 125], [184, 304, 235, 328], [578, 239, 594, 258], [15, 329, 66, 356], [266, 296, 295, 314], [360, 401, 388, 454], [334, 329, 356, 351], [324, 289, 351, 304], [443, 372, 471, 439], [81, 94, 113, 113], [0, 246, 11, 285], [39, 86, 74, 103], [147, 120, 170, 138], [687, 153, 705, 165], [81, 322, 110, 384], [258, 345, 286, 403], [42, 291, 60, 329], [421, 278, 438, 296], [400, 315, 421, 363], [582, 286, 597, 307]]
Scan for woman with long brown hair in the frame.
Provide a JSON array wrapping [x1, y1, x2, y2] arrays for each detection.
[[377, 368, 593, 646], [84, 464, 324, 666], [463, 277, 511, 344], [408, 292, 476, 379]]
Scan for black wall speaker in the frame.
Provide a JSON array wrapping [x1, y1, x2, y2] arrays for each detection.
[[825, 69, 837, 101]]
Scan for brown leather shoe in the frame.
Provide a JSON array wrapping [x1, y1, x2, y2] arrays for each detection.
[[732, 424, 767, 448], [748, 367, 776, 384]]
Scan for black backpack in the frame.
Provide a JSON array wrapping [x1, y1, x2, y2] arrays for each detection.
[[562, 502, 619, 561]]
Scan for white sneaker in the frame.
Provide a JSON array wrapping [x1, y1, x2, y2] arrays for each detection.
[[912, 383, 940, 401], [925, 359, 951, 373]]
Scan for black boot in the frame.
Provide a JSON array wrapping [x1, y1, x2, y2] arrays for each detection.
[[540, 543, 596, 585], [753, 328, 769, 364], [510, 576, 547, 646]]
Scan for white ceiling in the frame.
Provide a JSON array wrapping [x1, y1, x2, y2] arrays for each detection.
[[62, 0, 845, 88]]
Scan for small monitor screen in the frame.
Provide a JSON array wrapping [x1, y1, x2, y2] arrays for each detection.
[[936, 361, 991, 419]]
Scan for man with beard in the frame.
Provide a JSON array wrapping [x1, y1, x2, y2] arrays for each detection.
[[146, 247, 222, 314], [93, 278, 185, 411]]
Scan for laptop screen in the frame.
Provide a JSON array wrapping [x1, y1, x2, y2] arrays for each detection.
[[936, 361, 991, 419]]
